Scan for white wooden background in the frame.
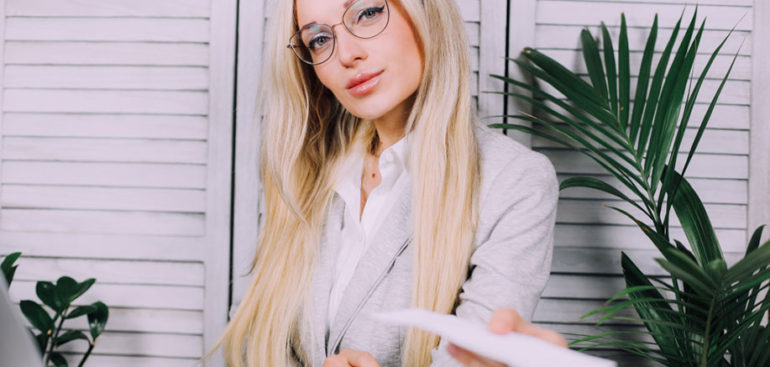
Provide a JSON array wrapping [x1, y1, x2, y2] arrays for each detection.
[[0, 0, 236, 366], [1, 0, 767, 366]]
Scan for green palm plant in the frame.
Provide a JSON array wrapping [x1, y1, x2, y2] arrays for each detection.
[[487, 9, 770, 367]]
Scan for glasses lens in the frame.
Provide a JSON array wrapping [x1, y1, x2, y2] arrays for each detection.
[[344, 0, 389, 39], [292, 24, 335, 65]]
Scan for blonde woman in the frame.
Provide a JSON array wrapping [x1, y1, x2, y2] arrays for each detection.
[[217, 0, 561, 366]]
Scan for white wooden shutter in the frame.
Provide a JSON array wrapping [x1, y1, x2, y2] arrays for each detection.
[[510, 0, 755, 363], [0, 0, 236, 366]]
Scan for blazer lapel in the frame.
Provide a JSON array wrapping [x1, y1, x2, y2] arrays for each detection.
[[327, 175, 413, 355]]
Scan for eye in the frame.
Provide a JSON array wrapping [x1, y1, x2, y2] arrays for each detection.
[[308, 34, 332, 51], [355, 6, 385, 24]]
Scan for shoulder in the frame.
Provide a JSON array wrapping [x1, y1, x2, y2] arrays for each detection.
[[475, 127, 558, 197]]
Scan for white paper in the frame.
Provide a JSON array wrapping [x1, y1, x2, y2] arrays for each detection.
[[370, 308, 616, 367]]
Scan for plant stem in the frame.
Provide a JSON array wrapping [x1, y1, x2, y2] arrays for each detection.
[[77, 341, 95, 367], [700, 292, 718, 366], [43, 313, 65, 366]]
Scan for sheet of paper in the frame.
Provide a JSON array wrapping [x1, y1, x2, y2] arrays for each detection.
[[370, 308, 616, 367]]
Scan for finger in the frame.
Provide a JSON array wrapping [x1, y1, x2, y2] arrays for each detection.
[[487, 308, 567, 348], [338, 349, 380, 367], [447, 343, 507, 367], [323, 354, 350, 367]]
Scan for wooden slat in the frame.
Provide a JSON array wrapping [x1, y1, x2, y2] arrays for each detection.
[[533, 127, 750, 155], [2, 185, 206, 213], [13, 257, 203, 286], [535, 25, 752, 56], [542, 150, 749, 179], [543, 49, 752, 80], [9, 281, 204, 310], [7, 0, 209, 17], [2, 137, 207, 163], [2, 113, 209, 139], [5, 65, 209, 90], [60, 355, 200, 367], [0, 209, 205, 236], [5, 17, 210, 42], [542, 274, 627, 299], [3, 89, 209, 114], [1, 161, 207, 189], [554, 224, 748, 252], [54, 331, 202, 358], [5, 42, 209, 66], [551, 247, 745, 275], [556, 199, 746, 229], [13, 306, 203, 334], [536, 2, 752, 31], [458, 0, 480, 22], [554, 0, 751, 5], [0, 233, 205, 261], [465, 22, 480, 47], [534, 298, 637, 324], [556, 174, 747, 205]]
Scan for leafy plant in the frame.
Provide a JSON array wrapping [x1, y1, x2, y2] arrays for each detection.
[[487, 9, 770, 367], [1, 252, 109, 367]]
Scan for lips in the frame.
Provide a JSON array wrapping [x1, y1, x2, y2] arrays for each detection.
[[346, 70, 384, 97]]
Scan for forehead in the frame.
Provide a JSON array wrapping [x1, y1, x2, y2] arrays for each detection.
[[294, 0, 352, 27]]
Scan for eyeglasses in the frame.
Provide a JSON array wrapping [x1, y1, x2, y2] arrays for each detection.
[[287, 0, 390, 65]]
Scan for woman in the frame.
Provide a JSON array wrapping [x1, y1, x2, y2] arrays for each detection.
[[217, 0, 560, 365]]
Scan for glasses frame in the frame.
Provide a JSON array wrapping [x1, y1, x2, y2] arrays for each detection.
[[286, 0, 391, 66]]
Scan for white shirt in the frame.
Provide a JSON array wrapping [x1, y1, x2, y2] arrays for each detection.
[[327, 133, 412, 331]]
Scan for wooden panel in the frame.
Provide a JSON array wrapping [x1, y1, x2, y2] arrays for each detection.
[[556, 174, 748, 205], [4, 65, 209, 90], [13, 257, 204, 286], [556, 199, 746, 229], [54, 331, 202, 358], [9, 281, 204, 310], [543, 150, 749, 179], [3, 90, 209, 114], [2, 185, 205, 212], [5, 18, 209, 42], [2, 113, 209, 139], [544, 49, 752, 80], [0, 233, 205, 261], [750, 0, 770, 243], [554, 224, 748, 252], [0, 209, 205, 236], [457, 0, 480, 22], [5, 42, 209, 66], [535, 26, 752, 56], [1, 161, 207, 189], [13, 306, 204, 334], [542, 274, 627, 299], [551, 247, 745, 275], [2, 137, 207, 163], [7, 0, 209, 17], [536, 2, 752, 31], [62, 355, 200, 367], [533, 127, 750, 155]]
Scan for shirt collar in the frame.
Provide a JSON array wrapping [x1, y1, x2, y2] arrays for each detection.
[[333, 130, 413, 196]]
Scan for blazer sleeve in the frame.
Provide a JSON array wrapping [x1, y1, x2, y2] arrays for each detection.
[[429, 152, 559, 366]]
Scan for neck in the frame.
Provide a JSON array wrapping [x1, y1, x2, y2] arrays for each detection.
[[371, 96, 414, 155]]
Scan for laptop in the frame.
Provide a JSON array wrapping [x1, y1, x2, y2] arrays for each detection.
[[0, 273, 46, 367]]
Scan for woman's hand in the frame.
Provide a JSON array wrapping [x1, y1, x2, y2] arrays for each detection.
[[447, 308, 567, 367], [323, 349, 381, 367]]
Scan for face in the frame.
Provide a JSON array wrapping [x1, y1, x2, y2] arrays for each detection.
[[294, 0, 424, 122]]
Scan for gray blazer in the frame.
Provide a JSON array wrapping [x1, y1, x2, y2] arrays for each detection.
[[296, 128, 559, 366]]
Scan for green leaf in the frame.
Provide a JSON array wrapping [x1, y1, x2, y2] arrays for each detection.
[[618, 14, 631, 130], [48, 352, 69, 367], [1, 252, 22, 286], [746, 225, 765, 255], [70, 278, 95, 303], [20, 300, 54, 335], [629, 15, 658, 145], [601, 22, 619, 118], [55, 330, 90, 347], [667, 172, 723, 266], [87, 301, 109, 339], [36, 281, 61, 313], [581, 28, 609, 103], [66, 305, 97, 319]]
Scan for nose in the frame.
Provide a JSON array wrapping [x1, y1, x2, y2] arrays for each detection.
[[333, 24, 367, 67]]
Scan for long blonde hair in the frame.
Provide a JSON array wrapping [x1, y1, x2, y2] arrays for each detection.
[[216, 0, 479, 365]]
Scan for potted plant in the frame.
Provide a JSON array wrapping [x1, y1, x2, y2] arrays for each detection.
[[488, 9, 770, 366], [2, 252, 109, 367]]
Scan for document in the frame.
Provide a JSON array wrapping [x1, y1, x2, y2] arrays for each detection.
[[371, 308, 616, 367]]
